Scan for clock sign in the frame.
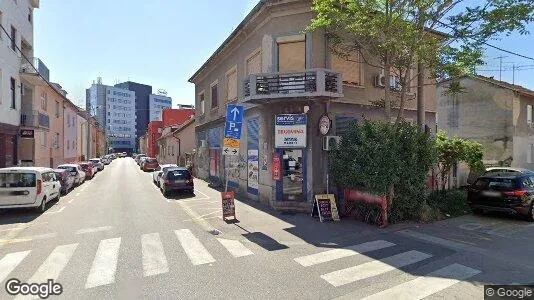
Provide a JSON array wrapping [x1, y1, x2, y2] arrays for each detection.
[[318, 114, 331, 135]]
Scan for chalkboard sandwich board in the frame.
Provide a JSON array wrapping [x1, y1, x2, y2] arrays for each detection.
[[312, 194, 340, 222], [221, 191, 236, 220]]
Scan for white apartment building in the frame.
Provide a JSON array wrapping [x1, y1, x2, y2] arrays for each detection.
[[0, 0, 39, 167], [105, 87, 136, 150], [149, 93, 172, 121]]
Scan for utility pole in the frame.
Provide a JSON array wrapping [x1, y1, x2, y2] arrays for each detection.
[[495, 56, 508, 81], [512, 64, 516, 84]]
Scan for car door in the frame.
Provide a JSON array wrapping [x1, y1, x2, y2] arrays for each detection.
[[52, 173, 61, 196]]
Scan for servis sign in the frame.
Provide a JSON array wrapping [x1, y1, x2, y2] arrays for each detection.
[[275, 114, 307, 148]]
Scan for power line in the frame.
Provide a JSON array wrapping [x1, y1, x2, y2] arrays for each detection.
[[484, 42, 534, 61]]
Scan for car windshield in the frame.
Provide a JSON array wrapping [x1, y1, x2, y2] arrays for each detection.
[[0, 173, 37, 188], [166, 170, 191, 180], [474, 177, 518, 191]]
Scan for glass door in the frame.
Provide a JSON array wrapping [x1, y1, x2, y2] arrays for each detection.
[[282, 149, 304, 201]]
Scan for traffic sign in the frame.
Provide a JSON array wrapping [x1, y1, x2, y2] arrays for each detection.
[[224, 121, 242, 139], [223, 147, 239, 156], [224, 105, 244, 140], [223, 138, 240, 148]]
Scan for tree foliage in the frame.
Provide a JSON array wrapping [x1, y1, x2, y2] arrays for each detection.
[[309, 0, 534, 121]]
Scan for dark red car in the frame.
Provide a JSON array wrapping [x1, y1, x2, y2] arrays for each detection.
[[78, 162, 94, 179], [142, 158, 160, 172]]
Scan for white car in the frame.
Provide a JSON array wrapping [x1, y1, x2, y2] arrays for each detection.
[[0, 167, 61, 213], [152, 164, 178, 187], [57, 164, 86, 186]]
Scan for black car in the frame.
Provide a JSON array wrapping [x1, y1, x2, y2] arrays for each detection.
[[160, 168, 194, 196], [468, 173, 534, 221], [53, 169, 75, 195]]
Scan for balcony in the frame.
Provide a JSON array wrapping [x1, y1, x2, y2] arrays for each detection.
[[243, 69, 343, 103], [20, 110, 50, 130], [20, 57, 50, 86]]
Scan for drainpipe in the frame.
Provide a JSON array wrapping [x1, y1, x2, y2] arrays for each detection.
[[172, 129, 181, 166]]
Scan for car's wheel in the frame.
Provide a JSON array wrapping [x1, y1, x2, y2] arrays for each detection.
[[37, 197, 47, 213], [54, 192, 61, 202], [527, 203, 534, 222]]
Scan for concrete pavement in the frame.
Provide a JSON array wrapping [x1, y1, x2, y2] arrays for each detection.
[[0, 157, 532, 299]]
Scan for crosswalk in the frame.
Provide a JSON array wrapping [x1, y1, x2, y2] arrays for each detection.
[[294, 239, 482, 299], [0, 229, 256, 291]]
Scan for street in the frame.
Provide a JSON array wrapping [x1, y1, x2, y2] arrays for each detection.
[[0, 157, 533, 299]]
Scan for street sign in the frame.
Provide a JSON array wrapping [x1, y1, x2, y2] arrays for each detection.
[[222, 147, 239, 156], [223, 138, 240, 156], [19, 129, 34, 138], [224, 105, 244, 140]]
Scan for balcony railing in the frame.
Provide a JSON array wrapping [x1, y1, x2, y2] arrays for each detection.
[[20, 57, 50, 82], [20, 110, 50, 130], [243, 68, 343, 102]]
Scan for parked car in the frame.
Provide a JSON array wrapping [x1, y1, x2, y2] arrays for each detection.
[[153, 164, 178, 186], [101, 156, 111, 165], [57, 164, 86, 186], [135, 154, 147, 165], [122, 152, 127, 157], [467, 167, 534, 185], [79, 162, 95, 179], [139, 157, 149, 168], [160, 168, 194, 196], [142, 158, 159, 171], [53, 169, 75, 195], [468, 173, 534, 221], [89, 158, 104, 171], [0, 167, 61, 213]]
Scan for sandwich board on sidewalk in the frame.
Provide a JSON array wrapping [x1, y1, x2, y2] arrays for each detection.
[[312, 194, 340, 222], [221, 191, 236, 221]]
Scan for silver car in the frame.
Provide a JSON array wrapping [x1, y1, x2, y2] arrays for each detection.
[[153, 164, 178, 187]]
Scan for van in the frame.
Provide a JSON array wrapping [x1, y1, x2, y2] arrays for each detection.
[[0, 167, 61, 213]]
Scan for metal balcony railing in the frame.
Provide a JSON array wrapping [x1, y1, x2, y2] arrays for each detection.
[[20, 110, 50, 129], [243, 68, 343, 102]]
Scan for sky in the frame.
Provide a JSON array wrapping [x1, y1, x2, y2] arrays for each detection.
[[33, 0, 534, 109]]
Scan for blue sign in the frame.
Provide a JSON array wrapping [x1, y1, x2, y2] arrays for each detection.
[[224, 105, 244, 139], [275, 114, 307, 126]]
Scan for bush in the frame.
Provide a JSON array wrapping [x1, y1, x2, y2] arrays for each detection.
[[330, 120, 437, 223], [427, 189, 469, 218]]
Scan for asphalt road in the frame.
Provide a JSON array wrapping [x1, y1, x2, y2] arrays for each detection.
[[0, 157, 533, 299]]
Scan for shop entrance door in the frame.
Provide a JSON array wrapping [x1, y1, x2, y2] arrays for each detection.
[[281, 149, 304, 201]]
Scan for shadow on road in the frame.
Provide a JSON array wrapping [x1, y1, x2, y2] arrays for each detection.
[[0, 199, 60, 225], [242, 231, 289, 251], [164, 192, 197, 201]]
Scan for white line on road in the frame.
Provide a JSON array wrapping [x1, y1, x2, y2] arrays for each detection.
[[217, 238, 254, 257], [320, 250, 432, 287], [141, 233, 169, 276], [0, 251, 31, 282], [85, 237, 121, 289], [44, 206, 65, 215], [0, 226, 27, 233], [0, 233, 57, 245], [295, 240, 396, 267], [75, 226, 113, 235], [175, 229, 215, 265], [75, 192, 81, 196], [182, 216, 220, 222], [358, 264, 481, 300], [68, 198, 76, 204]]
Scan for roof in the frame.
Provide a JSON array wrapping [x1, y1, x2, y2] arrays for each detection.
[[157, 117, 195, 141], [440, 74, 534, 97], [188, 0, 265, 82]]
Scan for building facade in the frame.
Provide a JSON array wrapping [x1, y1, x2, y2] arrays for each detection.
[[63, 101, 78, 163], [437, 75, 534, 187], [105, 86, 136, 152], [114, 81, 152, 151], [157, 118, 195, 166], [149, 93, 172, 121], [0, 0, 39, 167], [189, 0, 437, 211]]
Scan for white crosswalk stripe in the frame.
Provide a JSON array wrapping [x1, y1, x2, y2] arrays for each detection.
[[294, 240, 395, 267], [85, 237, 121, 289], [175, 229, 215, 265], [321, 250, 432, 287], [142, 233, 169, 276], [0, 251, 31, 282], [217, 238, 254, 257], [360, 263, 481, 300]]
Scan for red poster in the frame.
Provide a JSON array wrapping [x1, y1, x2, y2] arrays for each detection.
[[272, 154, 281, 181], [210, 150, 218, 177]]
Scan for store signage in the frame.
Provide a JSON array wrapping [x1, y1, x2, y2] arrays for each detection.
[[20, 129, 34, 138], [312, 194, 340, 222], [318, 114, 331, 135], [221, 191, 236, 220], [272, 154, 281, 181], [275, 114, 307, 148]]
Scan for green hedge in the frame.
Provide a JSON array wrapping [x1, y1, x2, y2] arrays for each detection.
[[427, 189, 469, 219]]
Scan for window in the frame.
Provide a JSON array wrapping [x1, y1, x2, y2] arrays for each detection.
[[42, 132, 47, 147], [278, 40, 305, 72], [246, 50, 261, 75], [199, 93, 205, 115], [28, 8, 32, 23], [210, 83, 218, 109], [226, 68, 237, 101], [41, 92, 47, 111], [55, 101, 60, 117], [10, 26, 16, 51], [331, 51, 362, 86], [10, 77, 16, 109], [527, 105, 532, 125], [67, 140, 70, 150], [55, 133, 60, 148]]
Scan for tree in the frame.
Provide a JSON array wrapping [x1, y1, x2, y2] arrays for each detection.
[[434, 131, 484, 190], [308, 0, 534, 122]]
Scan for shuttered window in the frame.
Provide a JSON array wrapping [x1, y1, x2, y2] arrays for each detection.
[[246, 51, 262, 75], [331, 52, 362, 86], [278, 41, 305, 73], [226, 69, 237, 101], [527, 105, 532, 125]]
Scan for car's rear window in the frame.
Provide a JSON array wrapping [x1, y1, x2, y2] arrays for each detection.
[[0, 173, 37, 188], [474, 177, 518, 190], [58, 166, 76, 172], [147, 159, 158, 163], [167, 170, 191, 180]]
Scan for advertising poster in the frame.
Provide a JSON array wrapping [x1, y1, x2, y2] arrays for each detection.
[[247, 149, 259, 192]]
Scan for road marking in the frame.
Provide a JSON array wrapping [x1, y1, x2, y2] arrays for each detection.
[[0, 233, 57, 245], [141, 233, 169, 276], [175, 229, 215, 265], [178, 202, 217, 232], [85, 237, 121, 289], [0, 251, 31, 282], [16, 244, 78, 300], [44, 206, 65, 215], [75, 226, 113, 235], [295, 240, 396, 267], [182, 216, 220, 222], [217, 238, 254, 257], [75, 192, 81, 196], [357, 264, 481, 300], [0, 226, 27, 233], [320, 250, 432, 287]]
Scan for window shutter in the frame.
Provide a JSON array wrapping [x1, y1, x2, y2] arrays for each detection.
[[246, 51, 262, 75], [331, 52, 361, 85], [278, 41, 305, 73], [227, 70, 237, 101], [528, 105, 532, 125]]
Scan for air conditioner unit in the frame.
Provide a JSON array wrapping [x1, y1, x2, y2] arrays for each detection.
[[374, 74, 386, 87], [374, 72, 402, 90], [323, 135, 341, 151]]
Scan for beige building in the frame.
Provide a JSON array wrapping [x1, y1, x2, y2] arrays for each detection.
[[437, 75, 534, 186], [189, 0, 437, 210], [157, 118, 195, 167]]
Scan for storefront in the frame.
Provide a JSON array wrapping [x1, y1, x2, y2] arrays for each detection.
[[0, 123, 19, 168]]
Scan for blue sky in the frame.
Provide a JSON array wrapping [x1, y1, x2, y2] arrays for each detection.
[[34, 0, 534, 108]]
